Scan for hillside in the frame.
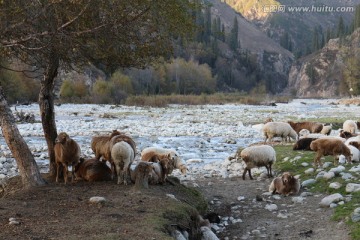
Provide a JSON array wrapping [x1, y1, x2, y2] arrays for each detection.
[[286, 28, 360, 98], [224, 0, 360, 57]]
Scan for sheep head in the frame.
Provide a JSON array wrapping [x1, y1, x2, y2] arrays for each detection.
[[55, 132, 69, 144], [281, 172, 293, 185]]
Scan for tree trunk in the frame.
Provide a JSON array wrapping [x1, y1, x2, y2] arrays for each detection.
[[39, 57, 59, 178], [0, 87, 46, 188]]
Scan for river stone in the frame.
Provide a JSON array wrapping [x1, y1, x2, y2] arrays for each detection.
[[89, 196, 106, 204], [323, 171, 335, 180], [265, 204, 278, 211], [345, 183, 360, 193], [349, 165, 360, 172], [340, 172, 353, 180], [304, 168, 314, 174], [329, 182, 342, 189], [301, 162, 309, 167], [323, 162, 332, 168], [292, 197, 304, 204], [329, 166, 345, 174], [319, 193, 344, 207], [351, 208, 360, 222], [302, 179, 316, 187]]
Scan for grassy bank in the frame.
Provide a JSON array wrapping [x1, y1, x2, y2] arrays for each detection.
[[273, 145, 360, 239], [124, 93, 292, 107]]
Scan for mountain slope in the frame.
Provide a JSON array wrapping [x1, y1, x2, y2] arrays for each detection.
[[286, 28, 360, 97], [208, 0, 294, 93]]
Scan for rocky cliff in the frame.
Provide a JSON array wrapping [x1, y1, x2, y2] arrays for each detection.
[[286, 29, 360, 97]]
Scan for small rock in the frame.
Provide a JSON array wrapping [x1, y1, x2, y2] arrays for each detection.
[[302, 179, 316, 187], [329, 182, 342, 189], [340, 172, 353, 180], [237, 196, 245, 201], [329, 166, 345, 174], [345, 183, 360, 193], [351, 208, 360, 222], [304, 168, 314, 174], [89, 196, 106, 204], [301, 162, 309, 167], [323, 162, 332, 168], [323, 172, 335, 180], [319, 193, 343, 207], [300, 192, 313, 197], [292, 197, 304, 204], [277, 213, 288, 219], [9, 221, 20, 225], [265, 204, 278, 211]]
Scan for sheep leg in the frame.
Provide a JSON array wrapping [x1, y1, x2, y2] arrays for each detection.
[[62, 163, 68, 185], [56, 163, 60, 183], [333, 156, 339, 166], [70, 163, 75, 183], [115, 163, 122, 185], [123, 162, 131, 185], [242, 168, 253, 180], [313, 152, 323, 168], [248, 169, 253, 180]]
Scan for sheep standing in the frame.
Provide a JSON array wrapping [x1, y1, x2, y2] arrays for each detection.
[[343, 120, 358, 134], [269, 172, 300, 196], [110, 141, 135, 185], [288, 121, 323, 134], [54, 132, 81, 184], [91, 130, 121, 162], [263, 122, 298, 143], [141, 147, 187, 174], [237, 145, 276, 180], [74, 158, 112, 182], [310, 138, 352, 167]]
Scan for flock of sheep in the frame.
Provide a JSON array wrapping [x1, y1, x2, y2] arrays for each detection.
[[53, 117, 360, 196], [235, 119, 360, 196], [53, 130, 187, 188]]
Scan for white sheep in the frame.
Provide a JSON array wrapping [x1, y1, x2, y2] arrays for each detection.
[[343, 120, 358, 134], [141, 147, 187, 174], [236, 145, 276, 180], [299, 129, 345, 142], [320, 124, 332, 135], [111, 141, 135, 185], [263, 122, 298, 143]]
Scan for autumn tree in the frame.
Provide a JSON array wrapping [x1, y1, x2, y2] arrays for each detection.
[[0, 0, 195, 187]]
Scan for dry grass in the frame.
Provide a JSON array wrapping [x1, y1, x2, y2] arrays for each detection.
[[125, 93, 293, 107]]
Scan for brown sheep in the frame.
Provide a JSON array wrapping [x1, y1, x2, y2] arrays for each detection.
[[91, 130, 121, 162], [288, 121, 323, 134], [269, 172, 300, 196], [54, 132, 81, 184], [74, 158, 112, 182], [349, 141, 360, 150], [141, 147, 187, 175], [310, 138, 352, 167]]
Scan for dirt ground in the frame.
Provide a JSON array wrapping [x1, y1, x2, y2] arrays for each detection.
[[0, 174, 352, 240], [193, 177, 351, 240]]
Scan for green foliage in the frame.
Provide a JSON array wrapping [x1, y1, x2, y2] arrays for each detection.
[[91, 79, 113, 104], [59, 78, 88, 102], [0, 66, 39, 104], [229, 17, 239, 51]]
